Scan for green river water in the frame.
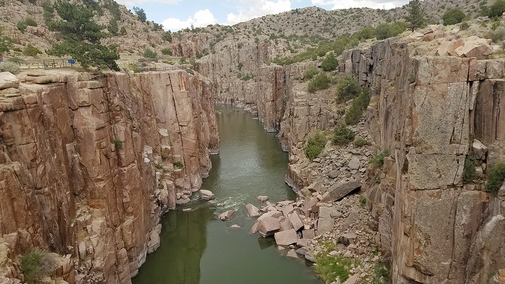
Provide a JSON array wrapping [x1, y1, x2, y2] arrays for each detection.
[[132, 105, 321, 284]]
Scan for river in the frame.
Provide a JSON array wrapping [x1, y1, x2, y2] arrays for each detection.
[[132, 105, 321, 284]]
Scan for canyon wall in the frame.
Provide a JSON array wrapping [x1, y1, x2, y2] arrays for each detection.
[[0, 70, 219, 284]]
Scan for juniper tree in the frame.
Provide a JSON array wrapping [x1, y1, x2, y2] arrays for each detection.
[[405, 0, 426, 31]]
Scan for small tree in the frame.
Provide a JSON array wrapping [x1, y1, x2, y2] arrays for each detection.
[[443, 8, 465, 25], [133, 7, 146, 22], [489, 0, 505, 18], [0, 26, 13, 62], [143, 48, 157, 58], [321, 52, 338, 71], [405, 0, 426, 31]]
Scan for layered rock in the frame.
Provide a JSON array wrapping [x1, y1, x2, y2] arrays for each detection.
[[0, 70, 219, 283]]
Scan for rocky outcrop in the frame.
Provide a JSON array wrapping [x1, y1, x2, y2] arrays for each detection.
[[338, 40, 505, 284], [0, 69, 219, 283]]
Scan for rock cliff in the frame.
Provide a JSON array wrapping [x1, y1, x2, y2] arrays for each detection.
[[0, 70, 219, 284]]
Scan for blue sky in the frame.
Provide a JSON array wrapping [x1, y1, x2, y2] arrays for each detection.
[[118, 0, 410, 31]]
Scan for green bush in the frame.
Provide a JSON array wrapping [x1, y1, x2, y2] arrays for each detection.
[[305, 132, 327, 161], [120, 27, 127, 35], [25, 18, 37, 27], [462, 156, 476, 184], [173, 161, 184, 168], [359, 196, 366, 208], [336, 76, 362, 103], [353, 137, 369, 148], [304, 66, 319, 80], [308, 72, 330, 92], [373, 260, 390, 284], [314, 252, 358, 283], [179, 57, 187, 64], [21, 250, 55, 284], [143, 48, 157, 58], [486, 163, 505, 196], [460, 22, 470, 30], [161, 31, 172, 42], [491, 26, 505, 42], [443, 8, 465, 25], [376, 23, 391, 40], [161, 48, 172, 55], [186, 69, 194, 75], [17, 21, 27, 32], [321, 52, 338, 71], [332, 123, 355, 145], [345, 87, 370, 125], [23, 45, 42, 57], [0, 62, 21, 74], [113, 139, 122, 149], [370, 150, 389, 168], [489, 0, 505, 18]]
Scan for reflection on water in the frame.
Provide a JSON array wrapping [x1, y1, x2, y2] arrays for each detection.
[[133, 106, 321, 284]]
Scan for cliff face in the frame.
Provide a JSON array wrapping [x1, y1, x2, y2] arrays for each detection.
[[0, 70, 219, 284]]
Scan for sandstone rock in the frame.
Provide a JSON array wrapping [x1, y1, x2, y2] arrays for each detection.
[[282, 204, 294, 216], [304, 251, 316, 262], [348, 156, 360, 170], [280, 218, 294, 231], [302, 229, 315, 239], [218, 210, 235, 221], [343, 274, 359, 284], [286, 249, 298, 259], [0, 72, 19, 90], [256, 195, 269, 202], [250, 222, 259, 234], [321, 179, 361, 202], [274, 229, 298, 246], [472, 139, 488, 160], [339, 233, 357, 246], [258, 217, 281, 237], [288, 212, 304, 231], [245, 204, 261, 217], [199, 189, 215, 200], [455, 36, 493, 58]]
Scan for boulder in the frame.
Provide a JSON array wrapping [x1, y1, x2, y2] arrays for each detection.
[[244, 204, 260, 217], [436, 39, 464, 56], [280, 218, 294, 231], [282, 204, 294, 216], [302, 229, 315, 239], [218, 210, 235, 221], [199, 189, 215, 201], [0, 72, 19, 90], [288, 212, 304, 231], [256, 195, 269, 202], [258, 216, 281, 237], [343, 274, 359, 284], [286, 249, 298, 259], [339, 233, 357, 246], [455, 36, 493, 58], [348, 156, 360, 170], [230, 224, 241, 228], [250, 222, 259, 234], [472, 139, 488, 160], [304, 251, 316, 262], [274, 229, 298, 246], [321, 179, 361, 202]]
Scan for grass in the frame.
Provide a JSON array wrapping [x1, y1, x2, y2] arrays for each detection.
[[370, 150, 389, 168], [305, 132, 327, 161], [314, 242, 360, 284], [486, 163, 505, 196], [21, 250, 55, 284], [373, 260, 390, 284], [113, 139, 122, 149], [359, 196, 366, 208]]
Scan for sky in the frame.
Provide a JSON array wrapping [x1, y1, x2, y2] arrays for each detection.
[[117, 0, 411, 31]]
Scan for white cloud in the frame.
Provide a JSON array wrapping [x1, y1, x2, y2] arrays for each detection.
[[162, 9, 217, 31], [312, 0, 406, 10], [226, 0, 292, 25], [116, 0, 177, 6]]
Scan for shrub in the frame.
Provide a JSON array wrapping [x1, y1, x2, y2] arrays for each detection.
[[353, 137, 369, 148], [373, 260, 390, 284], [345, 87, 370, 125], [443, 8, 465, 25], [460, 22, 470, 30], [161, 152, 168, 160], [370, 150, 389, 168], [308, 72, 330, 92], [143, 48, 157, 58], [336, 76, 362, 103], [21, 250, 55, 284], [359, 196, 366, 207], [304, 66, 319, 80], [17, 21, 27, 32], [113, 139, 122, 149], [489, 0, 505, 18], [376, 23, 391, 40], [491, 26, 505, 42], [0, 62, 21, 74], [305, 132, 327, 161], [173, 161, 184, 168], [161, 48, 172, 55], [120, 27, 127, 35], [25, 18, 37, 27], [462, 156, 476, 184], [186, 69, 194, 75], [161, 31, 172, 42], [238, 62, 243, 71], [321, 52, 338, 71], [23, 45, 42, 57], [332, 123, 355, 145], [486, 163, 505, 196], [179, 57, 187, 64]]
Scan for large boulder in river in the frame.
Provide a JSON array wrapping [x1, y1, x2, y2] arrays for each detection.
[[258, 216, 280, 237], [199, 189, 215, 200], [256, 195, 269, 202], [244, 204, 261, 217], [274, 229, 298, 246], [218, 210, 235, 221]]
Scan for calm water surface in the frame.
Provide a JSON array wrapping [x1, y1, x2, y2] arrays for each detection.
[[133, 105, 321, 284]]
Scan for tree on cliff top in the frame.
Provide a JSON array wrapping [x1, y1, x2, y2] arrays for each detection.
[[47, 1, 119, 71], [405, 0, 426, 31]]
